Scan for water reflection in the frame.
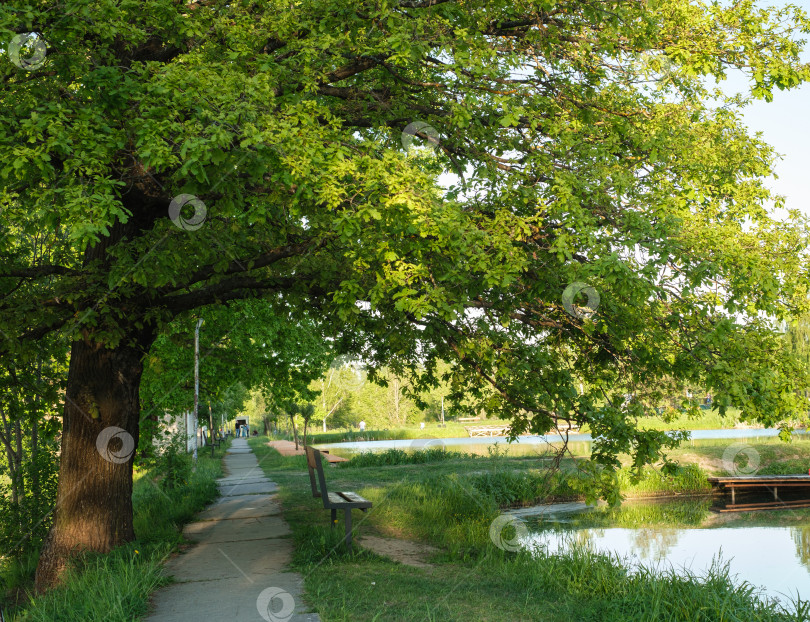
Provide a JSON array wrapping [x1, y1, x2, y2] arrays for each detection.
[[525, 497, 713, 529], [529, 526, 684, 564], [631, 527, 682, 561], [529, 499, 708, 562], [793, 526, 810, 573], [521, 498, 810, 606]]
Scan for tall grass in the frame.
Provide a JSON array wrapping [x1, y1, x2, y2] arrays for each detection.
[[618, 464, 711, 496], [7, 443, 226, 621], [358, 471, 804, 619], [338, 447, 478, 468], [18, 544, 171, 622], [132, 453, 221, 544], [301, 408, 747, 447], [253, 433, 808, 620], [305, 420, 507, 444], [467, 468, 552, 506], [496, 547, 804, 621]]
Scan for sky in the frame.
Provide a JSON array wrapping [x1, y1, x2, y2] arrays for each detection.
[[733, 80, 810, 219], [730, 0, 810, 219]]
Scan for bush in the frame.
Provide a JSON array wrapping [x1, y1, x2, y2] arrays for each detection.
[[154, 430, 192, 491], [0, 438, 59, 561], [467, 468, 550, 506]]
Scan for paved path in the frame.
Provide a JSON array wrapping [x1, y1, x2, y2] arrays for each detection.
[[145, 438, 320, 622]]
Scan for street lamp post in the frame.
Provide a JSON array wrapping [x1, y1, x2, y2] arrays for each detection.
[[209, 402, 215, 458], [193, 318, 203, 465]]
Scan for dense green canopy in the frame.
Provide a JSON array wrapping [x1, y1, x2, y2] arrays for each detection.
[[2, 0, 810, 586]]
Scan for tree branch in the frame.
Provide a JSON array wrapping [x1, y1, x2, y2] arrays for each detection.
[[165, 240, 321, 293], [155, 275, 303, 313], [0, 265, 79, 279]]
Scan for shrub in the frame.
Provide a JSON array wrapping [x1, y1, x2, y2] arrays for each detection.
[[154, 430, 192, 491], [467, 468, 550, 507], [0, 438, 59, 561]]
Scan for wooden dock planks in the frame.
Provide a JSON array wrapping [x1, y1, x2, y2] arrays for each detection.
[[708, 475, 810, 511], [464, 425, 511, 437]]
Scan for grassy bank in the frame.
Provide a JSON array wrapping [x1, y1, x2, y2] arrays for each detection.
[[304, 420, 505, 444], [250, 436, 808, 621], [668, 435, 810, 477], [637, 407, 744, 431], [3, 442, 228, 621], [301, 407, 750, 446]]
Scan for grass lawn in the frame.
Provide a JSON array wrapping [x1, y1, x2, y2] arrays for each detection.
[[250, 434, 810, 621]]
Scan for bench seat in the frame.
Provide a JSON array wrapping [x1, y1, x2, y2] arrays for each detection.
[[327, 491, 372, 508], [305, 446, 372, 549]]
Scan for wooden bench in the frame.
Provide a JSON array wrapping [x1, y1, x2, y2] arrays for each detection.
[[305, 446, 372, 550]]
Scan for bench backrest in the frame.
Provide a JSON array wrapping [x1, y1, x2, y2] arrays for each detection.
[[305, 446, 330, 506]]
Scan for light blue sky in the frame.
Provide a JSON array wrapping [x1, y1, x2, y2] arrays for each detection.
[[733, 81, 810, 218], [731, 0, 810, 218]]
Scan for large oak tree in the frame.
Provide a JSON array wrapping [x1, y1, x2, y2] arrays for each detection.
[[1, 0, 809, 589]]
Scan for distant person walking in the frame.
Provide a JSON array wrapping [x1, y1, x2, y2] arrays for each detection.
[[359, 420, 366, 432]]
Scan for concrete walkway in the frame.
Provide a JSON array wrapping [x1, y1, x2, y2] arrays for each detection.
[[145, 438, 321, 622]]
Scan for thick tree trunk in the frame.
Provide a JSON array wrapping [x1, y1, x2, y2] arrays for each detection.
[[290, 414, 299, 450], [35, 331, 152, 591], [393, 378, 400, 426]]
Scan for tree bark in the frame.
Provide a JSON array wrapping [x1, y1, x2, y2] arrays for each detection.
[[31, 360, 41, 497], [0, 407, 17, 503], [322, 396, 343, 433], [393, 378, 400, 426], [291, 415, 299, 450], [34, 329, 153, 591]]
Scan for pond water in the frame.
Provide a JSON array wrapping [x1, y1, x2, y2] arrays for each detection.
[[316, 427, 803, 457], [514, 498, 810, 608], [316, 430, 810, 608]]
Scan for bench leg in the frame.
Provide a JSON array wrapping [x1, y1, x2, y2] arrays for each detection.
[[330, 508, 337, 527], [344, 508, 352, 551]]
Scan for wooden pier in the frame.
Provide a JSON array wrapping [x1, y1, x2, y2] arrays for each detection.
[[464, 421, 580, 438], [465, 425, 511, 437], [707, 475, 810, 512]]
